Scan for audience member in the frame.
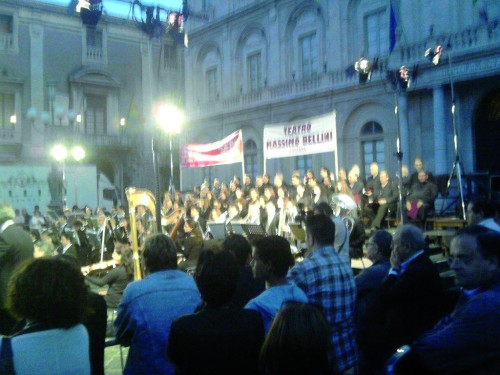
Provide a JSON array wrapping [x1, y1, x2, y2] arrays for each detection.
[[314, 203, 350, 264], [114, 234, 201, 374], [245, 236, 307, 333], [0, 258, 90, 374], [466, 198, 500, 232], [355, 230, 393, 374], [411, 226, 500, 373], [223, 234, 265, 308], [288, 214, 357, 373], [259, 302, 334, 375], [0, 202, 33, 335], [379, 225, 443, 362], [168, 250, 264, 375]]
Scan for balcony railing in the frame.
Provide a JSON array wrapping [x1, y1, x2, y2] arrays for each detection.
[[86, 46, 103, 62], [398, 17, 500, 64], [46, 126, 131, 148], [0, 128, 22, 143], [0, 32, 13, 51]]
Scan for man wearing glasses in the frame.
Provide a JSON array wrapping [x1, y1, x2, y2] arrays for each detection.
[[411, 225, 500, 373]]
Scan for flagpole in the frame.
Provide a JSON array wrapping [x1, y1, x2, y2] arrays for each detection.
[[241, 130, 246, 183], [333, 111, 339, 178]]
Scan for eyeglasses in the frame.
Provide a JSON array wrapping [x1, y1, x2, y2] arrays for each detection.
[[447, 255, 476, 266]]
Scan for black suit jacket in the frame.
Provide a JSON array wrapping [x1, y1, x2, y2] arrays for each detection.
[[0, 224, 33, 308], [168, 306, 264, 375], [379, 253, 443, 358]]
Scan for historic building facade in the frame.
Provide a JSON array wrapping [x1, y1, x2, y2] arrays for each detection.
[[181, 0, 500, 201], [0, 0, 184, 209]]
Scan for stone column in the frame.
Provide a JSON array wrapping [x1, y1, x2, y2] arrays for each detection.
[[29, 22, 44, 149], [433, 85, 447, 175]]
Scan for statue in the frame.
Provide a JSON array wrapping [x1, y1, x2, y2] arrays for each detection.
[[47, 164, 63, 208]]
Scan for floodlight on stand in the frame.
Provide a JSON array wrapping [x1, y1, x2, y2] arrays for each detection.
[[355, 57, 372, 83], [398, 65, 411, 90], [9, 114, 16, 125], [425, 45, 443, 65]]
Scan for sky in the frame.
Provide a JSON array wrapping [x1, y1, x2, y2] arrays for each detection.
[[36, 0, 184, 19]]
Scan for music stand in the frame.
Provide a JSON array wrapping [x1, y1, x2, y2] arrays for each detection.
[[288, 223, 306, 242], [239, 223, 266, 244], [207, 222, 226, 240], [230, 222, 246, 236]]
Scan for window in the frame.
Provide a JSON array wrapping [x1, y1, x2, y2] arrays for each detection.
[[296, 155, 313, 176], [247, 53, 262, 92], [85, 94, 107, 134], [365, 10, 389, 57], [0, 93, 15, 128], [202, 0, 213, 12], [206, 68, 217, 100], [299, 33, 318, 79], [0, 14, 14, 51], [244, 140, 258, 178], [85, 26, 104, 62], [164, 44, 178, 70], [361, 121, 385, 176]]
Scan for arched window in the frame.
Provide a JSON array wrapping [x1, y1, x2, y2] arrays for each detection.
[[361, 121, 385, 176], [244, 139, 258, 178]]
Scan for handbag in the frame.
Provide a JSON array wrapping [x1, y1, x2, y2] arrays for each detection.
[[0, 336, 15, 375]]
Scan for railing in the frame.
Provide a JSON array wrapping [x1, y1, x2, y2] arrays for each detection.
[[0, 128, 22, 143], [0, 32, 13, 51], [86, 46, 103, 61], [398, 18, 500, 64], [46, 126, 131, 147]]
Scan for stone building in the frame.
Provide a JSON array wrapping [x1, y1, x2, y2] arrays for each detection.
[[181, 0, 500, 203], [0, 0, 184, 210]]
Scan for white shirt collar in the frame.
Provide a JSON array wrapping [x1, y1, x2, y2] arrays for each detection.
[[0, 219, 15, 234]]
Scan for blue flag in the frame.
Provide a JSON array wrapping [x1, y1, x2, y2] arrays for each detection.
[[389, 1, 397, 52]]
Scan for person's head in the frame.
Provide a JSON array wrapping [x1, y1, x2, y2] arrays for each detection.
[[195, 250, 239, 308], [235, 187, 243, 199], [251, 236, 294, 281], [0, 202, 15, 225], [297, 184, 305, 195], [418, 170, 428, 183], [348, 170, 358, 184], [256, 175, 263, 187], [338, 168, 347, 181], [291, 175, 300, 186], [114, 242, 134, 276], [213, 178, 220, 188], [466, 198, 495, 226], [34, 240, 51, 258], [402, 165, 409, 177], [223, 234, 252, 268], [263, 174, 270, 184], [7, 258, 88, 328], [351, 164, 360, 177], [265, 200, 277, 217], [190, 205, 200, 218], [370, 162, 379, 177], [306, 214, 335, 249], [60, 231, 73, 246], [227, 204, 239, 218], [449, 226, 500, 289], [249, 188, 259, 201], [244, 174, 252, 185], [414, 158, 423, 172], [143, 234, 177, 274], [391, 225, 426, 262], [365, 230, 393, 262], [379, 170, 389, 186], [313, 202, 333, 216], [320, 167, 330, 178], [259, 302, 331, 375]]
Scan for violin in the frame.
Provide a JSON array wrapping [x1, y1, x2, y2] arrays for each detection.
[[81, 260, 116, 276]]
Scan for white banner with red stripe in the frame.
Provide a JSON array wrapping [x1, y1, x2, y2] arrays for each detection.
[[180, 130, 243, 168]]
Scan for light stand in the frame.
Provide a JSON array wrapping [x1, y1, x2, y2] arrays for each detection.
[[168, 133, 176, 197], [393, 91, 406, 224], [441, 51, 466, 220], [152, 136, 163, 232]]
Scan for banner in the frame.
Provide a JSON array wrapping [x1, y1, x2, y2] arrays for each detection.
[[263, 113, 337, 160], [180, 130, 243, 168]]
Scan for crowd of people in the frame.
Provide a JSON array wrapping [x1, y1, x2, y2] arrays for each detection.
[[0, 159, 499, 374]]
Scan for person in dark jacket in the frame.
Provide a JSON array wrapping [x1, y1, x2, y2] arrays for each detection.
[[168, 250, 264, 375], [406, 170, 438, 225]]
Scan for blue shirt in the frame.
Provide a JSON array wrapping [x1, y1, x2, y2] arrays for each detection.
[[245, 283, 308, 333], [114, 270, 201, 375]]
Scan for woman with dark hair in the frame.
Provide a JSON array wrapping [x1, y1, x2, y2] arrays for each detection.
[[0, 258, 90, 374], [168, 250, 264, 374], [259, 302, 335, 375], [84, 242, 134, 309]]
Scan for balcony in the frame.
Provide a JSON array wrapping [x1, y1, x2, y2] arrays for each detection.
[[0, 32, 13, 51], [189, 58, 389, 120], [86, 46, 103, 62], [45, 125, 131, 149], [0, 127, 22, 144]]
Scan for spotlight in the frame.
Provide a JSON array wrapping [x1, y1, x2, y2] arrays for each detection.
[[354, 57, 373, 84], [425, 45, 443, 65], [386, 65, 416, 91]]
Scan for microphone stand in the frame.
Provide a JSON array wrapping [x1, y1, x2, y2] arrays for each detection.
[[394, 90, 406, 225]]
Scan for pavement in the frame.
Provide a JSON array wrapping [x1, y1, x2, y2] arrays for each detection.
[[104, 343, 128, 374]]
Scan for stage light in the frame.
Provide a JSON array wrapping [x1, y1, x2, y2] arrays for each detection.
[[354, 57, 372, 83], [425, 45, 443, 65]]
